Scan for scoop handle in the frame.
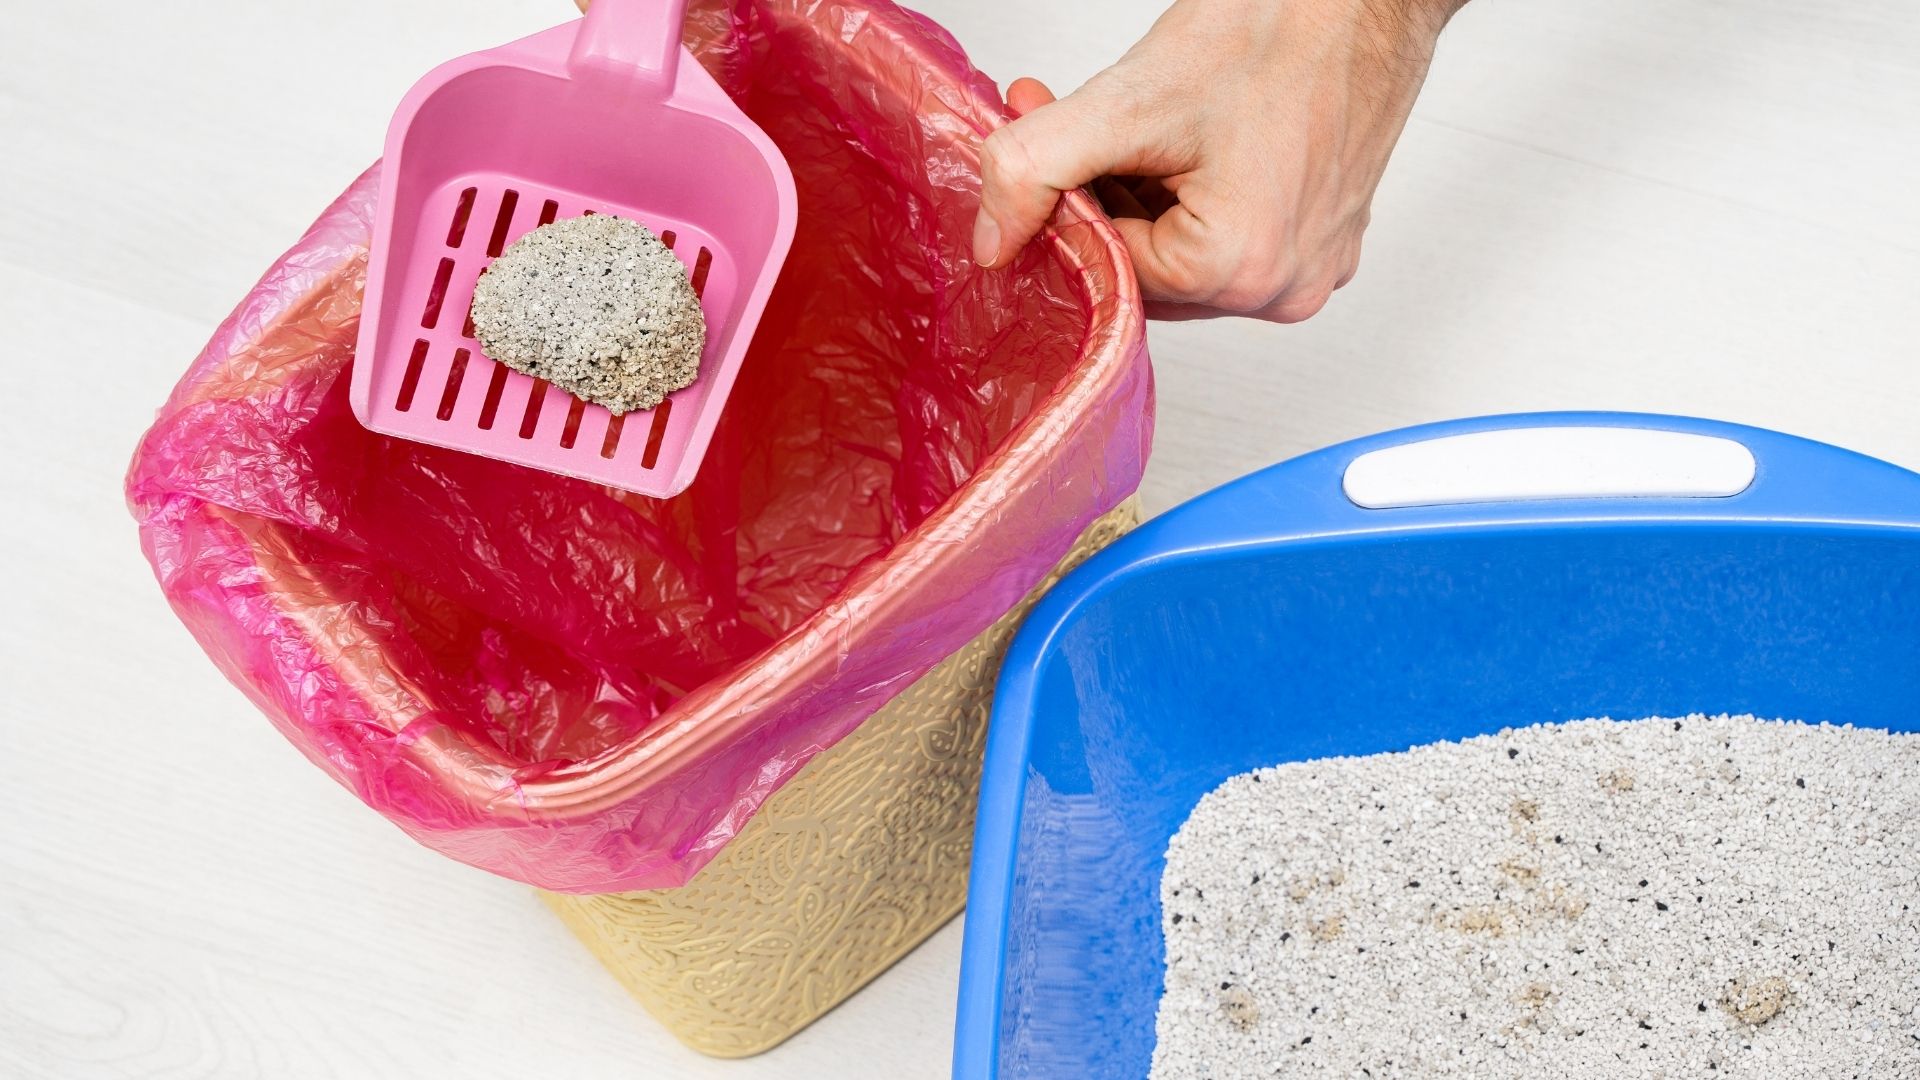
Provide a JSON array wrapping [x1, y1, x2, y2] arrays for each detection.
[[569, 0, 690, 94]]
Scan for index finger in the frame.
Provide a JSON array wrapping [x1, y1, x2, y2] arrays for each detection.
[[1110, 205, 1228, 307]]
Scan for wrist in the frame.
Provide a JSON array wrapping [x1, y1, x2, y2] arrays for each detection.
[[1362, 0, 1466, 49]]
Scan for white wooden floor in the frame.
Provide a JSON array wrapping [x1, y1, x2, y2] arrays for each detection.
[[2, 1, 1916, 1077]]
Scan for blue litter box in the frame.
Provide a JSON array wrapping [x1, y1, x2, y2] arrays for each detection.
[[952, 413, 1920, 1080]]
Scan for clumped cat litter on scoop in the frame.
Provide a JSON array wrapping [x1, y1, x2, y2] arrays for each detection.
[[470, 214, 707, 415], [1152, 715, 1920, 1079]]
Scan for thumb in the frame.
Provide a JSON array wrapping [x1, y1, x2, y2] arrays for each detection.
[[974, 77, 1146, 269]]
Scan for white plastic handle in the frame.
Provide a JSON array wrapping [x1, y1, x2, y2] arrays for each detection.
[[1342, 426, 1757, 509]]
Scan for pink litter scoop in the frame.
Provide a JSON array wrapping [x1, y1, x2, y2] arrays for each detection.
[[351, 0, 797, 498]]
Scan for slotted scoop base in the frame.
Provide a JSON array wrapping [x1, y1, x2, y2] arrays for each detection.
[[374, 177, 734, 473]]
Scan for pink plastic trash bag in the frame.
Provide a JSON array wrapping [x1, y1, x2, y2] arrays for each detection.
[[125, 0, 1151, 893]]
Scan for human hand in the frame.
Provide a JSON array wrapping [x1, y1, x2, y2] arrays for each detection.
[[973, 0, 1465, 321]]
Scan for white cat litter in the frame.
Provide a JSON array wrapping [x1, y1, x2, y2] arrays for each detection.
[[1151, 714, 1920, 1079]]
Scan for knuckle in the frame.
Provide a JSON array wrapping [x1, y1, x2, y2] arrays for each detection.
[[1267, 285, 1337, 324], [1214, 280, 1282, 313], [1231, 253, 1294, 310], [981, 127, 1041, 189], [1084, 65, 1148, 124], [1204, 241, 1292, 312], [1156, 248, 1233, 302], [1093, 72, 1156, 139]]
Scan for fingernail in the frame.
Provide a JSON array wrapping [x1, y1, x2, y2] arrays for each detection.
[[972, 213, 1002, 269]]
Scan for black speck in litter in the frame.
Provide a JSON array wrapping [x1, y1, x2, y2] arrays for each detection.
[[1657, 901, 1670, 911], [1407, 880, 1421, 889], [1508, 748, 1520, 759], [1171, 913, 1184, 924], [1299, 1036, 1313, 1046]]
